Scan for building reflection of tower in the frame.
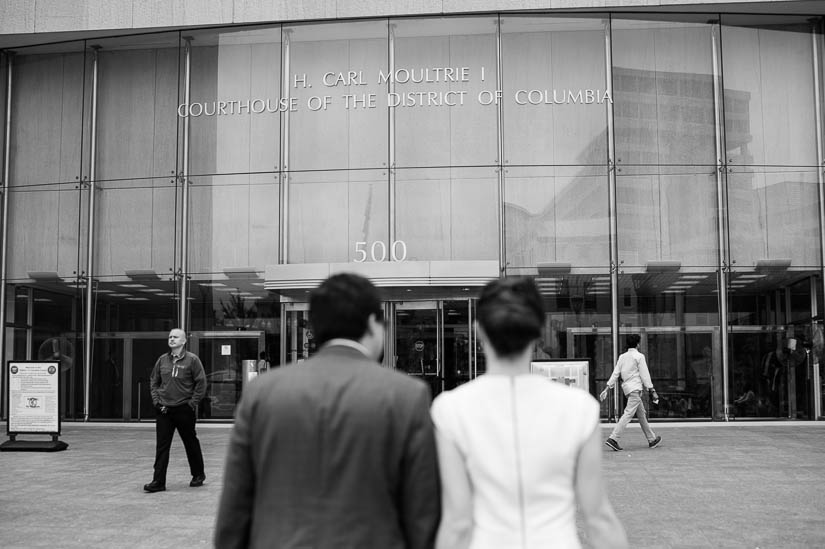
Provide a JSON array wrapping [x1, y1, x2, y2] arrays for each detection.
[[505, 65, 753, 289]]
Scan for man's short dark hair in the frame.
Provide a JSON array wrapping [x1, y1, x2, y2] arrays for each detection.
[[309, 273, 383, 346], [625, 334, 641, 350]]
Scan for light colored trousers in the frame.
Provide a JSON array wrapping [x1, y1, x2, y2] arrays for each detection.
[[610, 390, 656, 442]]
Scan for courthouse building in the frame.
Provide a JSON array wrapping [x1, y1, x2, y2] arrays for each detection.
[[1, 0, 824, 422]]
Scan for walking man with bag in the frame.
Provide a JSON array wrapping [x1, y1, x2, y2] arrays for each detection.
[[600, 333, 662, 451]]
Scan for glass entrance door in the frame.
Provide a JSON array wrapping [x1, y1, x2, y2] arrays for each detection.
[[392, 300, 474, 398], [278, 298, 476, 399], [282, 303, 316, 365], [394, 302, 441, 396]]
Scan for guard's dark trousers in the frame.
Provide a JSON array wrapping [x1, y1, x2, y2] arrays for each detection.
[[153, 404, 204, 484]]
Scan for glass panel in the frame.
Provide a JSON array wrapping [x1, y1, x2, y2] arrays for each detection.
[[90, 338, 124, 419], [729, 270, 818, 419], [501, 15, 608, 166], [611, 17, 715, 168], [505, 166, 609, 269], [9, 43, 88, 186], [7, 182, 83, 280], [288, 20, 388, 171], [288, 169, 388, 263], [31, 285, 82, 419], [13, 328, 27, 361], [721, 19, 817, 167], [13, 286, 29, 324], [188, 274, 279, 364], [443, 300, 470, 391], [7, 43, 88, 283], [189, 173, 279, 273], [618, 270, 721, 419], [394, 304, 440, 397], [95, 33, 181, 181], [645, 331, 716, 419], [728, 168, 820, 269], [198, 335, 259, 419], [532, 273, 611, 412], [571, 331, 612, 418], [188, 26, 282, 176], [0, 53, 6, 167], [132, 337, 169, 420], [395, 167, 497, 261], [617, 168, 718, 268], [96, 177, 178, 278], [393, 17, 498, 167], [92, 276, 177, 332]]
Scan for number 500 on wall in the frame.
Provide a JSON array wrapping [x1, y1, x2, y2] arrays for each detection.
[[354, 241, 408, 263]]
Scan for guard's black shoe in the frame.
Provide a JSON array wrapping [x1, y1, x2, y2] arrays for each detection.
[[143, 480, 166, 493], [649, 435, 662, 448], [190, 474, 206, 487], [604, 437, 622, 451]]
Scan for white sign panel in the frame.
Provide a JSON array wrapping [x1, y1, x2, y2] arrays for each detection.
[[531, 360, 590, 391], [221, 345, 231, 356], [8, 361, 60, 433]]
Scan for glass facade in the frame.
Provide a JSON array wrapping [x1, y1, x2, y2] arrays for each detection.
[[2, 12, 824, 422]]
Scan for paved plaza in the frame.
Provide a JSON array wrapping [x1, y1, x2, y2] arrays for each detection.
[[1, 421, 823, 548]]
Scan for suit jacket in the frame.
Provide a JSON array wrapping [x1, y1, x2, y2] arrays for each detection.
[[214, 343, 441, 549]]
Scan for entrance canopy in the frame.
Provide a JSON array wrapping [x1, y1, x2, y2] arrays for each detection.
[[266, 260, 499, 298]]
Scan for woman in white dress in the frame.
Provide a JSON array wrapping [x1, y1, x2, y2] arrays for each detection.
[[431, 277, 628, 549]]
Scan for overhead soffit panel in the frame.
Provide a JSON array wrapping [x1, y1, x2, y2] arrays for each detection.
[[0, 1, 823, 50], [265, 260, 500, 291]]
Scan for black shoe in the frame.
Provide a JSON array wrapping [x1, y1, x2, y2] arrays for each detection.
[[604, 437, 622, 451], [143, 480, 166, 493], [649, 435, 662, 448], [190, 474, 206, 487]]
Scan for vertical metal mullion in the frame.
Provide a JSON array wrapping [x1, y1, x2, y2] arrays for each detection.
[[280, 30, 291, 264], [812, 278, 822, 419], [496, 16, 505, 275], [605, 17, 621, 420], [813, 19, 825, 420], [711, 21, 731, 421], [83, 47, 100, 421], [0, 52, 12, 419], [388, 22, 396, 246], [179, 39, 192, 331]]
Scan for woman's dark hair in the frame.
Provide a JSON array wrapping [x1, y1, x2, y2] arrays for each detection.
[[477, 277, 544, 358], [309, 273, 383, 345], [625, 334, 641, 350]]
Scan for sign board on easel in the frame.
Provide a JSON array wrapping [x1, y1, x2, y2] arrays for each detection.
[[1, 361, 68, 452]]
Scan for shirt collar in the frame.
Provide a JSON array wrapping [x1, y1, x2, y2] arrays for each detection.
[[170, 348, 185, 359], [323, 338, 371, 358]]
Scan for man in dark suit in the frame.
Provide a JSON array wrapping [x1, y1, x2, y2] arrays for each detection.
[[214, 273, 441, 549]]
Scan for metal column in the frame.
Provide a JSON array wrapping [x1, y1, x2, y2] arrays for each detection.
[[388, 23, 396, 247], [279, 31, 291, 264], [711, 22, 731, 420], [0, 53, 12, 418], [604, 18, 621, 420], [178, 39, 192, 331], [496, 16, 506, 275], [83, 47, 100, 421], [812, 20, 825, 420]]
